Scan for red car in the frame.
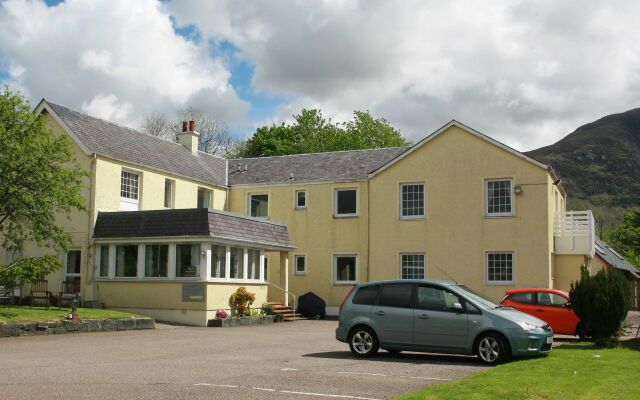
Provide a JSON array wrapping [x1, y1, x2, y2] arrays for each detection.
[[501, 288, 589, 339]]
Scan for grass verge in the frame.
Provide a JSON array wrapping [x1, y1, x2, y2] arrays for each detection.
[[398, 340, 640, 400], [0, 306, 147, 323]]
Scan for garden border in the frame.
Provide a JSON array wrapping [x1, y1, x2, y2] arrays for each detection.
[[0, 317, 155, 337]]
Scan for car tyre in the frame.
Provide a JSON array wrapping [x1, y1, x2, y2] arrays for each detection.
[[476, 333, 510, 365], [349, 326, 379, 358]]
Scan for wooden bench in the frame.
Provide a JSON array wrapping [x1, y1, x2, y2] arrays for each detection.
[[29, 279, 51, 309], [58, 280, 81, 309]]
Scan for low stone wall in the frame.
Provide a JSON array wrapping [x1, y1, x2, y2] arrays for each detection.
[[0, 318, 155, 337], [207, 315, 276, 327]]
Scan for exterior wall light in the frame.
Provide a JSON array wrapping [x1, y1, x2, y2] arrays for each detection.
[[514, 185, 523, 195]]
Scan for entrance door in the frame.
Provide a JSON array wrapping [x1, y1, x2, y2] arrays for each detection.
[[64, 250, 82, 287]]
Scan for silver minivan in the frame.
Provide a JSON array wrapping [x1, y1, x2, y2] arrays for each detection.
[[336, 279, 553, 364]]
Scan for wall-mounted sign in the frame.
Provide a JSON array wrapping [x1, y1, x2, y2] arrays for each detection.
[[182, 283, 205, 302]]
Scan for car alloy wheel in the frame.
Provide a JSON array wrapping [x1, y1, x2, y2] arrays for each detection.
[[349, 327, 379, 357], [476, 333, 509, 365]]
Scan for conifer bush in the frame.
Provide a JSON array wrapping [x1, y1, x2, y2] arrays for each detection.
[[570, 266, 630, 346]]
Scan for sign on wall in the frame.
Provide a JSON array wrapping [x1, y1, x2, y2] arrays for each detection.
[[182, 283, 205, 302]]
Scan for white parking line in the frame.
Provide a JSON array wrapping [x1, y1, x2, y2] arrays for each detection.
[[336, 372, 387, 377], [193, 384, 382, 400], [281, 368, 299, 371], [280, 390, 382, 400]]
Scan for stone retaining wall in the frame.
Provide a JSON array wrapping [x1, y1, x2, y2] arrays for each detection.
[[0, 318, 155, 337], [207, 315, 276, 327]]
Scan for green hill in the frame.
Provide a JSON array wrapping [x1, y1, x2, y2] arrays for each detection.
[[526, 108, 640, 232]]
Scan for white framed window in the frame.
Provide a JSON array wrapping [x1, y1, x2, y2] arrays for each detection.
[[175, 243, 201, 278], [486, 179, 513, 216], [334, 188, 358, 217], [115, 245, 138, 278], [120, 170, 140, 211], [144, 244, 169, 278], [333, 254, 358, 284], [197, 187, 212, 208], [97, 245, 110, 278], [4, 249, 21, 264], [248, 249, 261, 280], [400, 253, 425, 279], [400, 183, 425, 219], [164, 179, 175, 208], [294, 254, 306, 275], [249, 193, 269, 217], [64, 249, 82, 286], [211, 245, 227, 278], [486, 252, 514, 284], [295, 190, 307, 209]]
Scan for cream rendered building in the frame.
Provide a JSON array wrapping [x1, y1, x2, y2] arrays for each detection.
[[0, 100, 605, 324]]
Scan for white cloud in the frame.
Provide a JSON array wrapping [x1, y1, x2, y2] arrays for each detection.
[[0, 0, 249, 129], [168, 0, 640, 150]]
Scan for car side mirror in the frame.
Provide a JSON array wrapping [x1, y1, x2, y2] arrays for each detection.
[[563, 302, 572, 309], [452, 302, 464, 312]]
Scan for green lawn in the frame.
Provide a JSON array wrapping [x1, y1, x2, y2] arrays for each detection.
[[399, 341, 640, 400], [0, 306, 147, 324]]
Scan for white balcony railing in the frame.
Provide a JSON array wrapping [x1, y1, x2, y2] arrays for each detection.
[[554, 210, 595, 257]]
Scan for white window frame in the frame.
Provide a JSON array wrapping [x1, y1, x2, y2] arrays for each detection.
[[197, 187, 213, 209], [63, 249, 82, 282], [95, 245, 111, 279], [295, 190, 307, 209], [248, 193, 269, 218], [333, 253, 358, 284], [485, 178, 514, 217], [120, 169, 141, 211], [486, 251, 515, 285], [5, 249, 21, 264], [334, 188, 358, 217], [399, 182, 426, 220], [399, 252, 426, 279], [143, 244, 170, 279], [164, 179, 175, 209], [294, 254, 306, 276]]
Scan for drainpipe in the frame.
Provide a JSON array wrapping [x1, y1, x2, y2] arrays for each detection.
[[366, 180, 371, 282], [84, 154, 97, 302]]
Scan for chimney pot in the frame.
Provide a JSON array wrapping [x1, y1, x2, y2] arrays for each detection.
[[189, 120, 196, 132], [182, 121, 188, 132]]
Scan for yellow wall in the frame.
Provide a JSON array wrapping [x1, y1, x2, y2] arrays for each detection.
[[206, 283, 268, 312], [369, 126, 554, 301], [93, 157, 227, 212], [554, 254, 589, 291], [228, 181, 369, 307]]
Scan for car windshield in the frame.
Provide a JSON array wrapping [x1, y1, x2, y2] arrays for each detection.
[[456, 285, 500, 309]]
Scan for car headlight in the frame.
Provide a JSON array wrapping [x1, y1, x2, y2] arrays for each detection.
[[516, 321, 545, 333]]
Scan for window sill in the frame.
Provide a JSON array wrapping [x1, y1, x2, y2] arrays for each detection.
[[294, 272, 307, 276], [333, 281, 357, 285], [400, 216, 426, 221], [486, 281, 514, 286], [295, 206, 307, 210], [484, 214, 514, 219], [334, 214, 359, 218]]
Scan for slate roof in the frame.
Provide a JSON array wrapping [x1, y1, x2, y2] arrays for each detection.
[[595, 238, 640, 280], [44, 101, 227, 186], [93, 208, 294, 250], [228, 147, 409, 185]]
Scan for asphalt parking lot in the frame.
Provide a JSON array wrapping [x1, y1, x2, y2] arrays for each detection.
[[0, 320, 486, 400]]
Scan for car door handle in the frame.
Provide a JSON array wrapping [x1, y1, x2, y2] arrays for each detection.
[[418, 314, 430, 319], [374, 310, 385, 316]]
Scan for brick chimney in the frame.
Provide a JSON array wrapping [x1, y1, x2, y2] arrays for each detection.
[[176, 120, 200, 154]]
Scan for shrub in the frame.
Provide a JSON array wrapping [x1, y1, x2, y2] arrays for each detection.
[[570, 265, 630, 346], [229, 287, 256, 317]]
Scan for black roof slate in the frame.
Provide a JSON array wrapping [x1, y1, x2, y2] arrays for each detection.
[[46, 101, 227, 186], [93, 208, 294, 250], [228, 147, 409, 185]]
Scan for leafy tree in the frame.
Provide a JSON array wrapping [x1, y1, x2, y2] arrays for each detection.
[[142, 106, 235, 157], [233, 109, 410, 158], [606, 210, 640, 268], [0, 87, 87, 289], [570, 266, 630, 346]]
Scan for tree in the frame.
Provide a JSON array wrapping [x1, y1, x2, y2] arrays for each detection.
[[232, 109, 410, 158], [0, 87, 87, 289], [606, 210, 640, 268], [142, 106, 234, 157], [570, 266, 630, 346]]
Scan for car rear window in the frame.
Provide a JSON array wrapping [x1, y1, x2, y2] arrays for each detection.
[[352, 285, 379, 305], [508, 292, 533, 304], [378, 284, 413, 308]]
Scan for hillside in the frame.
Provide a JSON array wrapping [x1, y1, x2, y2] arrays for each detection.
[[526, 108, 640, 231]]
